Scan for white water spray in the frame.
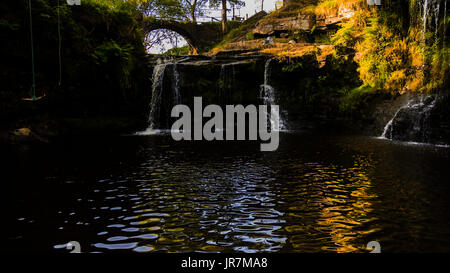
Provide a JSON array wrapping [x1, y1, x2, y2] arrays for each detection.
[[380, 102, 410, 139], [379, 96, 437, 143], [172, 63, 180, 105], [136, 59, 180, 135], [260, 59, 286, 131]]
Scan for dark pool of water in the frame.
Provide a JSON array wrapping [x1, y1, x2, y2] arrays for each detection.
[[1, 131, 450, 253]]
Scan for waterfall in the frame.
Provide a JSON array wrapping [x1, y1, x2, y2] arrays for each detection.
[[435, 2, 440, 36], [379, 96, 437, 143], [263, 58, 272, 86], [380, 102, 411, 139], [172, 63, 180, 105], [148, 60, 167, 130], [219, 64, 226, 103], [444, 0, 447, 47], [422, 0, 442, 39], [219, 63, 235, 104], [260, 59, 286, 131], [423, 0, 429, 39], [136, 58, 180, 135]]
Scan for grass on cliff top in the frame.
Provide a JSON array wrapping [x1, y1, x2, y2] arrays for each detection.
[[210, 11, 268, 54], [260, 43, 335, 63], [262, 0, 364, 18], [266, 1, 319, 18]]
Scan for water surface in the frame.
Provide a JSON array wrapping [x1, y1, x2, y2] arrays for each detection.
[[2, 131, 450, 253]]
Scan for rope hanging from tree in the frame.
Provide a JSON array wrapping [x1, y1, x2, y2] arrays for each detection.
[[57, 0, 62, 86], [24, 0, 46, 101], [27, 0, 37, 101]]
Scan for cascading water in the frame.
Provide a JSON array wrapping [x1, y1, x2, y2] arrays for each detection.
[[379, 1, 445, 144], [422, 0, 443, 40], [380, 101, 412, 139], [146, 60, 167, 132], [379, 96, 437, 143], [136, 59, 180, 135], [260, 59, 286, 131], [172, 63, 181, 105], [219, 64, 226, 103], [443, 0, 447, 48], [435, 1, 440, 36], [219, 63, 236, 104], [423, 0, 429, 39]]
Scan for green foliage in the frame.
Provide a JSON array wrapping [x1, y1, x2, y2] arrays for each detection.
[[138, 0, 191, 20], [282, 61, 304, 72], [355, 15, 407, 89], [0, 18, 20, 31], [92, 41, 132, 65], [339, 84, 378, 116], [274, 52, 362, 122], [325, 1, 448, 93], [331, 22, 355, 47], [213, 10, 267, 48], [314, 32, 333, 44], [428, 38, 450, 91], [0, 0, 148, 116], [92, 40, 134, 88], [292, 29, 314, 43], [213, 23, 245, 48], [164, 45, 190, 55]]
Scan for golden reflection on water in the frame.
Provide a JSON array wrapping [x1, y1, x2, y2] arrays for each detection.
[[284, 155, 379, 253], [318, 155, 378, 252]]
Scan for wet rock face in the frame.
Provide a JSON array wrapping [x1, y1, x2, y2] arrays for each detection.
[[146, 55, 266, 129], [382, 95, 450, 145], [388, 96, 436, 142], [426, 95, 450, 145]]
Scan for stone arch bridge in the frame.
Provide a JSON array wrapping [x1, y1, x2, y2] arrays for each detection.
[[143, 18, 223, 54]]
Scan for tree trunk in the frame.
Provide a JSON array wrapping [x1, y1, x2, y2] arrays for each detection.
[[232, 5, 235, 20], [192, 0, 197, 23], [283, 0, 293, 6], [261, 0, 264, 11], [222, 0, 227, 33]]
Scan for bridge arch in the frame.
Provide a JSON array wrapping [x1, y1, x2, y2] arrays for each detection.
[[143, 21, 200, 54], [142, 18, 223, 55]]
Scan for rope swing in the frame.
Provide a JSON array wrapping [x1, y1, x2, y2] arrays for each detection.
[[24, 0, 57, 101], [25, 0, 37, 101], [57, 0, 62, 86]]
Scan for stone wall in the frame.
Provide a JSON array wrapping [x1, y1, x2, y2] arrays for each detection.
[[253, 14, 316, 36], [252, 1, 357, 36]]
